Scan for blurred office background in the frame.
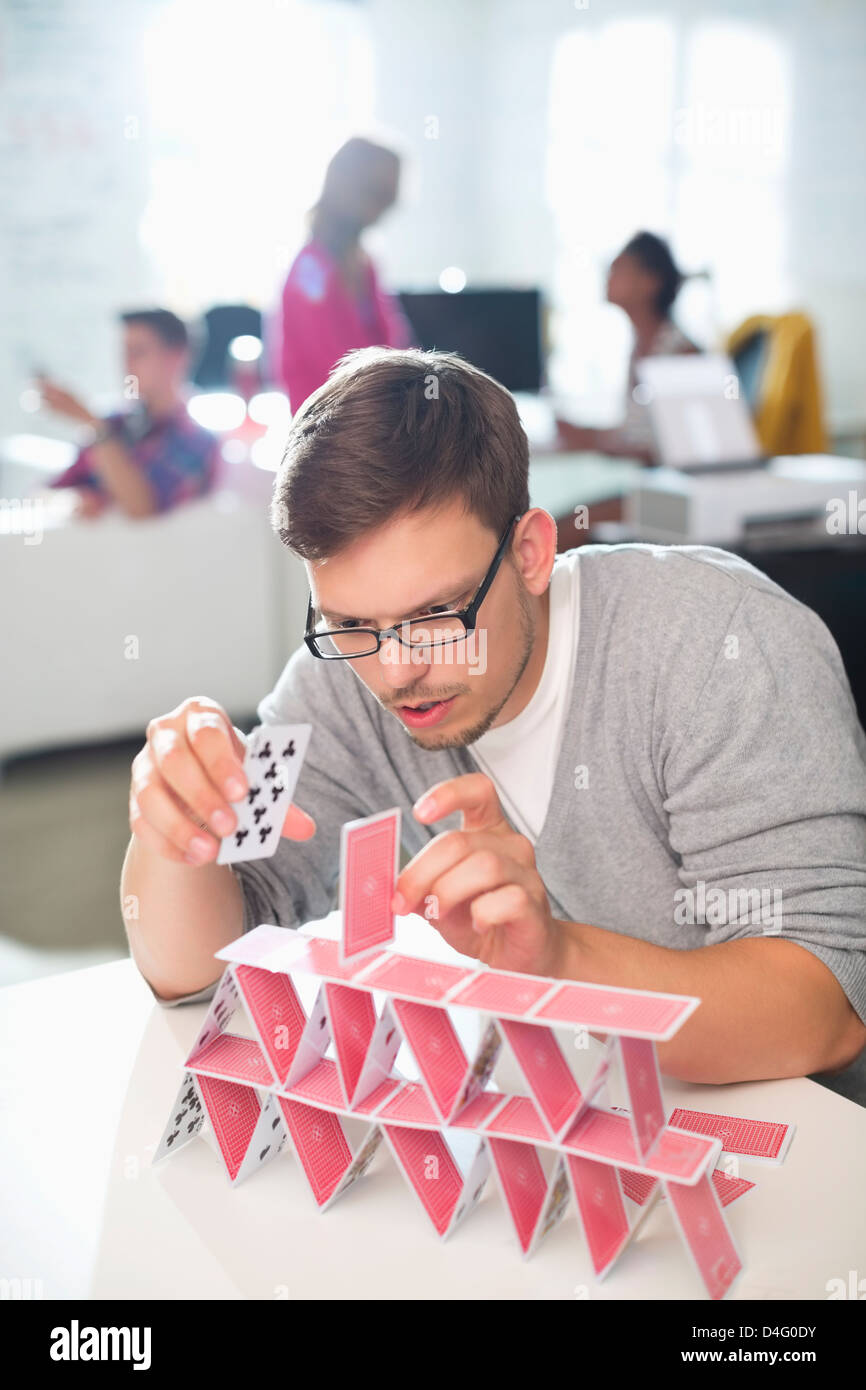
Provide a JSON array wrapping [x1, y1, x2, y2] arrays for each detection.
[[1, 0, 865, 1000]]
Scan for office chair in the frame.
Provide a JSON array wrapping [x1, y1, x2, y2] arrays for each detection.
[[726, 312, 828, 455]]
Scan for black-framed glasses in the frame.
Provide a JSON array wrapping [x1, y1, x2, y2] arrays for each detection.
[[304, 514, 521, 660]]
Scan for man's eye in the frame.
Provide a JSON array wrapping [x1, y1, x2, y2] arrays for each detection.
[[415, 600, 461, 619]]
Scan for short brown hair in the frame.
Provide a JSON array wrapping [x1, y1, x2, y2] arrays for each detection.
[[271, 347, 529, 560]]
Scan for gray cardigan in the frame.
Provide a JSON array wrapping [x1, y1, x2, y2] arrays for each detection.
[[155, 543, 866, 1028]]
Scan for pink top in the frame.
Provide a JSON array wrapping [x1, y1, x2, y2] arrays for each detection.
[[272, 239, 413, 412]]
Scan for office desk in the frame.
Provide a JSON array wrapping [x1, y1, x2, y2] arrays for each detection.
[[528, 453, 644, 550], [2, 916, 865, 1301]]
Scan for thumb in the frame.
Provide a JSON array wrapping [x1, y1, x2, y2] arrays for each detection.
[[281, 802, 317, 841]]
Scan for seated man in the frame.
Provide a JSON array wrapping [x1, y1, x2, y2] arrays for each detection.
[[41, 308, 219, 519], [122, 347, 866, 1087]]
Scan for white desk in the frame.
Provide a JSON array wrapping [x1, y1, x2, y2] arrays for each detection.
[[2, 916, 865, 1301]]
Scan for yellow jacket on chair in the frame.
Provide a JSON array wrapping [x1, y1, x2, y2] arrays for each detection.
[[726, 312, 828, 455]]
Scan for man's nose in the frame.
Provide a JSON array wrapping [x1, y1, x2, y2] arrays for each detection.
[[377, 633, 429, 688]]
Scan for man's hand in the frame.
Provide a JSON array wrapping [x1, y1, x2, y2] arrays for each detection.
[[36, 376, 97, 426], [129, 696, 316, 865], [392, 772, 565, 976]]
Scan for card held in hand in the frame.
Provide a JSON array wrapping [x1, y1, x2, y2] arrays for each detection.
[[217, 723, 312, 866], [339, 807, 401, 963]]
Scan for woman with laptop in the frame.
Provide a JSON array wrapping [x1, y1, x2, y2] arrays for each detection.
[[556, 231, 698, 463]]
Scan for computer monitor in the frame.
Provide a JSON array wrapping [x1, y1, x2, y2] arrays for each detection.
[[398, 289, 543, 393]]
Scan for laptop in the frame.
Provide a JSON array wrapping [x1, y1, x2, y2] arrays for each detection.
[[635, 352, 769, 473]]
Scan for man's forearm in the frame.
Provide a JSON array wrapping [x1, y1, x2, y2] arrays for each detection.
[[89, 436, 156, 517], [557, 922, 866, 1083], [121, 836, 245, 999]]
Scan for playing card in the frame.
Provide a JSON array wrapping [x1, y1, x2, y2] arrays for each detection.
[[287, 1057, 344, 1109], [532, 980, 699, 1041], [483, 1095, 549, 1144], [217, 723, 312, 865], [618, 1168, 658, 1206], [233, 964, 307, 1087], [325, 983, 378, 1106], [196, 1074, 263, 1183], [664, 1169, 743, 1300], [564, 1107, 718, 1183], [339, 807, 401, 962], [499, 1019, 583, 1140], [712, 1170, 755, 1206], [390, 998, 469, 1122], [185, 967, 240, 1064], [359, 952, 475, 1002], [278, 1097, 354, 1207], [232, 1092, 289, 1185], [449, 1090, 507, 1130], [381, 1125, 467, 1238], [152, 1072, 205, 1164], [215, 923, 294, 966], [452, 1020, 503, 1119], [267, 932, 387, 983], [566, 1155, 631, 1279], [620, 1167, 754, 1209], [285, 984, 331, 1090], [618, 1036, 666, 1159], [487, 1137, 550, 1255], [535, 1158, 571, 1249], [347, 1000, 403, 1110], [376, 1081, 439, 1128], [330, 1124, 385, 1202], [448, 969, 557, 1016], [449, 1135, 492, 1233], [189, 1033, 274, 1086], [351, 1077, 402, 1116], [668, 1108, 794, 1163]]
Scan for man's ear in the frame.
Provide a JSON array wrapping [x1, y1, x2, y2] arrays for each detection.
[[513, 508, 558, 597]]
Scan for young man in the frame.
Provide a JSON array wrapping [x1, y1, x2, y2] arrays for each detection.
[[42, 308, 219, 518], [122, 348, 866, 1085]]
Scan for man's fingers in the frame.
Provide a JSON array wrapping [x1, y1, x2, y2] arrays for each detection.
[[394, 829, 534, 913], [470, 883, 537, 933], [129, 778, 220, 864], [281, 803, 317, 841], [418, 849, 538, 924], [413, 772, 509, 833], [185, 705, 248, 800], [147, 726, 239, 838]]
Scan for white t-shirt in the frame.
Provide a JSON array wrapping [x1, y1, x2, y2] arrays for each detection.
[[469, 550, 580, 841]]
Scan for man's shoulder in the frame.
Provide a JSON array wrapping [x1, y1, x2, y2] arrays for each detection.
[[572, 542, 792, 610]]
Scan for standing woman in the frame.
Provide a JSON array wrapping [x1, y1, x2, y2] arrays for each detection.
[[273, 137, 412, 413], [556, 231, 698, 462]]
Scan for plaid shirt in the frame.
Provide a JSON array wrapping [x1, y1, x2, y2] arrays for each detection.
[[50, 403, 220, 513]]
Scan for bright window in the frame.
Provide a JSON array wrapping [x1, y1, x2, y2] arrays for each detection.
[[547, 17, 791, 416], [141, 0, 375, 316]]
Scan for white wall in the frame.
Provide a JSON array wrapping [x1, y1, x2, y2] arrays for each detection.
[[1, 0, 864, 439], [449, 0, 866, 424], [0, 0, 156, 437]]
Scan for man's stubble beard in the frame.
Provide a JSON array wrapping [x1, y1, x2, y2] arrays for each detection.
[[405, 585, 537, 752]]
